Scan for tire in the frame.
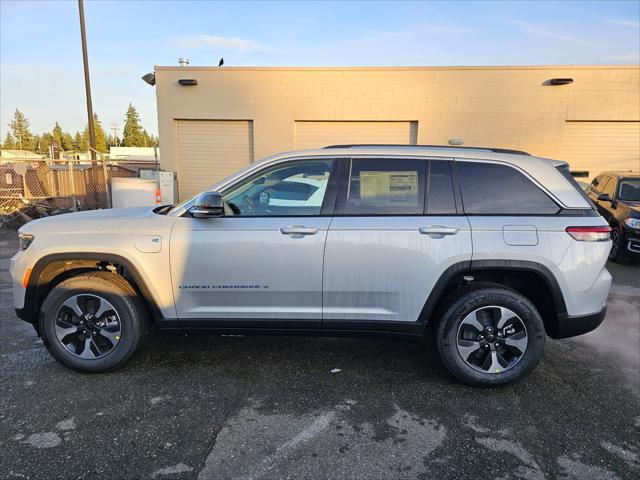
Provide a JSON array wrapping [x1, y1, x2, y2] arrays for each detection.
[[436, 285, 545, 387], [608, 226, 626, 263], [40, 271, 147, 373]]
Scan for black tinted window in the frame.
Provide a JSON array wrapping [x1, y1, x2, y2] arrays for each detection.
[[340, 158, 426, 215], [603, 177, 617, 197], [427, 160, 456, 214], [458, 162, 559, 215]]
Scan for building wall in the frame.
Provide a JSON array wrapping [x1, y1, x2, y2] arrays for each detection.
[[154, 65, 640, 198]]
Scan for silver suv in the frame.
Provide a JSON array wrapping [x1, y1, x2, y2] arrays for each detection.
[[11, 145, 612, 386]]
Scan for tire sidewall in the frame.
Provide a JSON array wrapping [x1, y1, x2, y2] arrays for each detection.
[[41, 276, 142, 373], [437, 287, 545, 387]]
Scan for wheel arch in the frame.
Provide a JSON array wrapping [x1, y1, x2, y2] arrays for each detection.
[[420, 260, 568, 337], [20, 252, 163, 333]]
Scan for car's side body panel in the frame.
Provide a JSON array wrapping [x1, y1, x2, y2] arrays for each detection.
[[468, 215, 611, 317], [169, 216, 331, 322], [322, 216, 472, 322], [10, 207, 178, 319]]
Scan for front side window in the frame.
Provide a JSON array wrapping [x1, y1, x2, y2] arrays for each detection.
[[457, 161, 559, 215], [603, 177, 617, 198], [338, 158, 426, 215], [618, 178, 639, 201], [223, 159, 333, 216]]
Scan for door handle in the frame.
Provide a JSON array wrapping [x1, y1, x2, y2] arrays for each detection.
[[419, 226, 459, 236], [280, 226, 319, 236]]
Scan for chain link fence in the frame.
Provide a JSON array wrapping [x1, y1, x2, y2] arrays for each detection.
[[0, 154, 152, 230]]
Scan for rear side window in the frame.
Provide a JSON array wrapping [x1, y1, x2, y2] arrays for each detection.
[[457, 161, 559, 215], [339, 158, 426, 215], [556, 165, 596, 208], [427, 160, 456, 214]]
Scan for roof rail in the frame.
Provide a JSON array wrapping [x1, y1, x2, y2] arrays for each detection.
[[322, 144, 531, 156]]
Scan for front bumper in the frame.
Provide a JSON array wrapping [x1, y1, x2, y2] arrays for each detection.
[[551, 306, 607, 339], [623, 228, 640, 257]]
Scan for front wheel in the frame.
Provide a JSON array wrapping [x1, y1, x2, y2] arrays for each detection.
[[436, 286, 545, 387], [40, 271, 147, 373], [608, 226, 625, 263]]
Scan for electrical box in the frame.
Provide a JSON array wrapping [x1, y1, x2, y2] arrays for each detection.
[[139, 170, 178, 205], [159, 171, 178, 205]]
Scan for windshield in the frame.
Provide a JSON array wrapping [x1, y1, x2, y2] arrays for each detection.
[[618, 178, 640, 201]]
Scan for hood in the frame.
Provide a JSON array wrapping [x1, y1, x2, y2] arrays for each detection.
[[19, 206, 168, 235], [619, 200, 640, 216]]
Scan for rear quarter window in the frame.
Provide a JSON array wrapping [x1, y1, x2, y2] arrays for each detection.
[[457, 161, 560, 215]]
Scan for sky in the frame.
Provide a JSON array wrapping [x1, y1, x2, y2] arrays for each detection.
[[1, 0, 639, 140]]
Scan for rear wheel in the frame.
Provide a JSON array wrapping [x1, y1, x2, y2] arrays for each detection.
[[40, 271, 147, 373], [436, 286, 545, 387], [609, 226, 625, 263]]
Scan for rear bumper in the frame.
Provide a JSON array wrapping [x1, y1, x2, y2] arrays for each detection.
[[551, 306, 607, 339]]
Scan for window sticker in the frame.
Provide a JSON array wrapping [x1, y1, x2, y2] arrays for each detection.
[[359, 171, 418, 199]]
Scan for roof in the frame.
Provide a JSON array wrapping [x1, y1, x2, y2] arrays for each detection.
[[598, 171, 640, 178], [260, 145, 567, 168], [155, 64, 638, 72]]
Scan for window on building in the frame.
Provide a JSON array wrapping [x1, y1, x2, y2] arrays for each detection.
[[457, 161, 559, 215], [426, 160, 456, 215], [339, 158, 426, 215], [223, 160, 333, 216]]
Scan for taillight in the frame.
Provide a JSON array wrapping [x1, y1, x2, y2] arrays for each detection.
[[566, 226, 611, 241]]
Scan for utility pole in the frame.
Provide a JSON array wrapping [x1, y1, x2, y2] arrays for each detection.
[[78, 0, 96, 164], [110, 123, 119, 146]]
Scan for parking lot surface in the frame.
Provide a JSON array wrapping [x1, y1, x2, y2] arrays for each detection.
[[1, 231, 638, 479]]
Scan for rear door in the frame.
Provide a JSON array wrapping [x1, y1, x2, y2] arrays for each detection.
[[322, 157, 472, 327]]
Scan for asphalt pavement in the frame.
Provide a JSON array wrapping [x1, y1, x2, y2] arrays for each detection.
[[1, 231, 638, 480]]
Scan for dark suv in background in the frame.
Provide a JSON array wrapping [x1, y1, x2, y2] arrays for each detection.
[[588, 171, 640, 262]]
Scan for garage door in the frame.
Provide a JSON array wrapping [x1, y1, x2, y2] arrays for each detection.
[[561, 121, 640, 180], [294, 121, 418, 150], [176, 120, 253, 200]]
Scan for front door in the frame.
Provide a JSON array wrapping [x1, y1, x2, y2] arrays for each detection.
[[170, 158, 338, 326], [322, 157, 472, 326]]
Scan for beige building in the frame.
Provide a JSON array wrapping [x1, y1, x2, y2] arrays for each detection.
[[153, 65, 640, 200]]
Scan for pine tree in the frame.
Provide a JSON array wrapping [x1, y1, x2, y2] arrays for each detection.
[[52, 122, 63, 148], [3, 132, 15, 149], [82, 114, 108, 153], [122, 103, 145, 147], [61, 132, 74, 151], [8, 109, 33, 151], [74, 131, 86, 152], [107, 134, 120, 148], [37, 133, 53, 155]]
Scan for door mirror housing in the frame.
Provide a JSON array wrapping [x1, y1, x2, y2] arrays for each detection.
[[597, 193, 612, 202], [190, 192, 224, 218]]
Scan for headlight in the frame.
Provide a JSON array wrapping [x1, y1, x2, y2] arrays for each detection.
[[18, 233, 34, 251], [624, 218, 640, 230]]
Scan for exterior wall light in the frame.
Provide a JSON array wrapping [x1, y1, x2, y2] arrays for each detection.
[[548, 78, 574, 85], [178, 79, 198, 86], [448, 138, 464, 146]]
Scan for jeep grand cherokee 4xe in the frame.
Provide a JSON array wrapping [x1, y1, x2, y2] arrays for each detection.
[[11, 145, 612, 387]]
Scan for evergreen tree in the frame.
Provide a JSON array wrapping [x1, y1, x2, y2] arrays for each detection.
[[61, 132, 74, 151], [36, 133, 53, 155], [122, 103, 145, 147], [52, 122, 63, 148], [8, 109, 33, 151], [109, 134, 122, 148], [3, 132, 15, 149], [74, 131, 86, 152], [82, 113, 108, 153]]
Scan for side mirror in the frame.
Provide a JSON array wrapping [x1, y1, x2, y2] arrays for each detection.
[[190, 192, 224, 218], [597, 193, 612, 202]]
